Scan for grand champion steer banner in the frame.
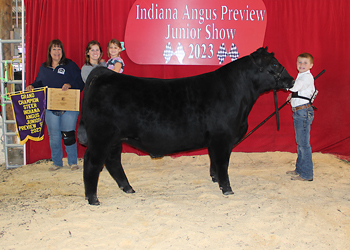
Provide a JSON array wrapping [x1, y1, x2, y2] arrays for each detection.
[[9, 88, 46, 145], [125, 0, 267, 65]]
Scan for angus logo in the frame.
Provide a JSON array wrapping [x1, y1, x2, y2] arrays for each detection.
[[125, 0, 267, 65]]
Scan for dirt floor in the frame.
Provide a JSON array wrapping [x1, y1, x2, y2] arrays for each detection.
[[0, 152, 349, 250]]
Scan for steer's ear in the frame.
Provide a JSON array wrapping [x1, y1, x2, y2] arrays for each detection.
[[256, 47, 265, 54], [264, 46, 268, 51]]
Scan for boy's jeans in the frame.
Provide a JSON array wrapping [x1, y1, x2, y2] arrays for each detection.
[[293, 106, 314, 180], [45, 110, 79, 167]]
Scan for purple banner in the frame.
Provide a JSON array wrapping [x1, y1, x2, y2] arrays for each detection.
[[9, 88, 46, 145]]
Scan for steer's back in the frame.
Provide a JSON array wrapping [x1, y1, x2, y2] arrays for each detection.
[[83, 66, 243, 154]]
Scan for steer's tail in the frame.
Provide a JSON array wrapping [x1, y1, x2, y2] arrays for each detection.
[[77, 120, 88, 146]]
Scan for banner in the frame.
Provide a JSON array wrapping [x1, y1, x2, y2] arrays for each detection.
[[125, 0, 267, 65], [9, 88, 46, 145]]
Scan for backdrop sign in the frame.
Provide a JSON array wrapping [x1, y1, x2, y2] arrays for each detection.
[[125, 0, 267, 65], [9, 88, 46, 145]]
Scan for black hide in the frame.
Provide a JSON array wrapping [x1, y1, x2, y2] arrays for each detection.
[[78, 47, 294, 205]]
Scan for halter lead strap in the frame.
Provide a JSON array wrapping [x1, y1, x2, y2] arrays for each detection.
[[249, 54, 281, 130]]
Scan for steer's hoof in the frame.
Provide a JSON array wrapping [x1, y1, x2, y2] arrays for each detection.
[[89, 200, 101, 206], [223, 190, 234, 195], [150, 154, 164, 159], [220, 187, 234, 195], [86, 195, 100, 205], [122, 186, 135, 194]]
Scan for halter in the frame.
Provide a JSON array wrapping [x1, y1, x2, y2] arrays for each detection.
[[272, 66, 286, 82], [249, 55, 285, 83]]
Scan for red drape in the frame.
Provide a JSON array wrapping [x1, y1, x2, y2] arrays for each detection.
[[24, 0, 350, 163]]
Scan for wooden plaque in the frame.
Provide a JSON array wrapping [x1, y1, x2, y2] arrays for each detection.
[[47, 88, 80, 111]]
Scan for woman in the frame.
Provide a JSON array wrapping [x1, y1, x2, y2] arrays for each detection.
[[81, 40, 105, 83], [25, 39, 84, 171]]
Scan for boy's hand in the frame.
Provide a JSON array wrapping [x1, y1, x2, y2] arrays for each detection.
[[286, 93, 292, 102]]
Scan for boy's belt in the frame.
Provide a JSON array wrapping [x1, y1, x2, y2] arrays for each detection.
[[292, 103, 311, 112]]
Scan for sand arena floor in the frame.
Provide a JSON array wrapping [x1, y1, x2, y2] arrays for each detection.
[[0, 152, 349, 249]]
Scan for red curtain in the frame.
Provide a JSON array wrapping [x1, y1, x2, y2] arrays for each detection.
[[24, 0, 350, 163]]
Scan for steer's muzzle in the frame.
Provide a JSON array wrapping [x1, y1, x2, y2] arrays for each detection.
[[278, 67, 295, 89], [285, 79, 295, 90]]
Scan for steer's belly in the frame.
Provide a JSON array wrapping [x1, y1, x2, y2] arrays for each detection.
[[123, 130, 208, 156], [117, 115, 210, 154]]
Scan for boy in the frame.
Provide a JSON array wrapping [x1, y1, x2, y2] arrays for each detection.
[[286, 53, 315, 181]]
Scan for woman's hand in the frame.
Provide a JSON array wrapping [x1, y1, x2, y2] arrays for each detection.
[[25, 85, 34, 92], [62, 83, 71, 91]]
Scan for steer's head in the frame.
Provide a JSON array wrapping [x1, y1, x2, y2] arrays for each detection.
[[250, 47, 294, 91]]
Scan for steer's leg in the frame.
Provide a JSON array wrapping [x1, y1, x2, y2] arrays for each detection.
[[208, 137, 234, 195], [84, 147, 105, 205], [105, 142, 135, 194]]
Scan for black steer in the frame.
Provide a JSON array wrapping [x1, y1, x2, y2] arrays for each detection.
[[78, 47, 294, 205]]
